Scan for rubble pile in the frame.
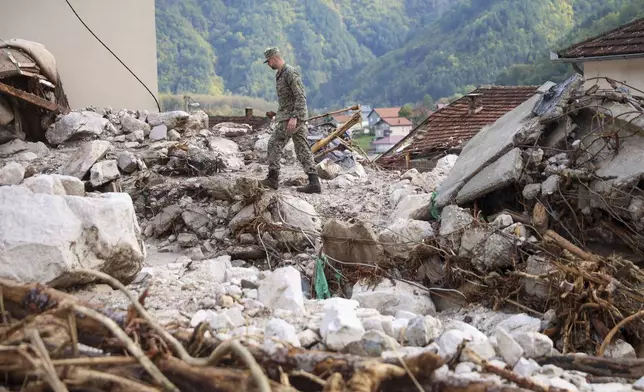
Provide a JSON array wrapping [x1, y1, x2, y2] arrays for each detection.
[[3, 84, 644, 391]]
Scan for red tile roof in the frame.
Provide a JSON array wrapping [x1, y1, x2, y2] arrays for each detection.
[[558, 17, 644, 58], [376, 85, 540, 167], [381, 117, 413, 126], [372, 107, 401, 118]]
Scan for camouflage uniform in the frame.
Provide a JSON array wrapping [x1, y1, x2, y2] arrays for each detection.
[[261, 47, 320, 193], [267, 64, 315, 175]]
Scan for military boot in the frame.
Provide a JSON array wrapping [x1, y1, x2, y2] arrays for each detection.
[[260, 169, 279, 190], [297, 173, 321, 194]]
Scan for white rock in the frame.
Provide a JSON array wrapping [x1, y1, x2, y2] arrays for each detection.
[[89, 160, 120, 187], [298, 329, 321, 348], [437, 329, 469, 358], [320, 298, 365, 351], [492, 214, 513, 228], [209, 308, 245, 330], [265, 318, 301, 347], [591, 383, 632, 392], [126, 130, 145, 142], [550, 378, 579, 392], [513, 332, 553, 358], [513, 358, 541, 378], [455, 362, 476, 374], [46, 111, 112, 145], [634, 375, 644, 391], [351, 278, 435, 316], [168, 129, 181, 141], [395, 310, 419, 320], [316, 158, 343, 180], [497, 313, 541, 334], [439, 205, 474, 236], [190, 309, 213, 327], [0, 139, 27, 158], [271, 195, 323, 248], [147, 111, 190, 128], [149, 125, 168, 141], [200, 256, 232, 283], [495, 328, 523, 367], [62, 140, 112, 179], [120, 113, 150, 134], [258, 266, 304, 312], [391, 194, 433, 220], [378, 218, 434, 259], [605, 339, 637, 359], [22, 174, 66, 195], [391, 187, 416, 207], [0, 186, 145, 287], [207, 137, 244, 171], [0, 162, 24, 185], [329, 174, 355, 189], [363, 317, 386, 333], [51, 174, 85, 196], [406, 315, 442, 346], [225, 267, 260, 282], [391, 318, 409, 340]]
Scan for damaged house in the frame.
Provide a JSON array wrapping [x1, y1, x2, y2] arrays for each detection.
[[376, 85, 547, 171], [0, 39, 70, 144], [551, 16, 644, 93]]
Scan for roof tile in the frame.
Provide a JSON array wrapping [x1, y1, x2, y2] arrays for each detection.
[[558, 17, 644, 58], [377, 85, 540, 166]]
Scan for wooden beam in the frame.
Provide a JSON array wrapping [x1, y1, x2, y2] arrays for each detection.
[[0, 81, 69, 114]]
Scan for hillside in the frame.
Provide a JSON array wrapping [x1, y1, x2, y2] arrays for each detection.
[[155, 0, 636, 109], [155, 0, 452, 108], [495, 0, 644, 86]]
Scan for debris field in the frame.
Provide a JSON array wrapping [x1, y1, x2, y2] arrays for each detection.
[[2, 41, 644, 392]]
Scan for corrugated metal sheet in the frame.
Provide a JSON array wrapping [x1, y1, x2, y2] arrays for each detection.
[[558, 17, 644, 58], [377, 85, 539, 167]]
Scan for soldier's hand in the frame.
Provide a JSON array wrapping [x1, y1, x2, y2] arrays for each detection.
[[266, 111, 276, 119], [287, 118, 297, 133]]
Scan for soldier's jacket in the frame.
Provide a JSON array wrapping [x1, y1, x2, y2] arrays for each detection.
[[275, 64, 308, 122]]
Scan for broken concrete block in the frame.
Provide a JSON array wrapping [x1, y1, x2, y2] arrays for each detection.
[[439, 205, 474, 236], [46, 111, 112, 146], [147, 111, 190, 129], [120, 113, 151, 134], [207, 137, 244, 171], [456, 147, 525, 205], [62, 140, 112, 179], [90, 160, 120, 187], [322, 219, 385, 265], [0, 186, 145, 288], [0, 161, 25, 185], [435, 82, 553, 208]]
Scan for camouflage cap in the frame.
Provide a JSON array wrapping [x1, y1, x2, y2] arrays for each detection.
[[263, 46, 280, 63]]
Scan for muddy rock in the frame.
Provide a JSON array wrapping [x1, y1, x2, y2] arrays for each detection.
[[316, 158, 343, 180], [322, 219, 385, 265]]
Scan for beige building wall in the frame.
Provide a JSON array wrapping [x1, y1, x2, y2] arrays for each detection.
[[0, 0, 159, 111], [583, 58, 644, 93]]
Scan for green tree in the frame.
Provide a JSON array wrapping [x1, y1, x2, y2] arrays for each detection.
[[399, 103, 414, 118]]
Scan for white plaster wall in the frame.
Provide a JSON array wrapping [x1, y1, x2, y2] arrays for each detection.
[[583, 58, 644, 93]]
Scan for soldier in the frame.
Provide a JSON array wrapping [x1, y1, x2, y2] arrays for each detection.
[[260, 47, 321, 194]]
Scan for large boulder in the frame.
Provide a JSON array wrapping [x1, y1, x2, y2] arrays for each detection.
[[62, 140, 112, 179], [0, 186, 146, 287], [351, 278, 436, 316], [46, 111, 115, 146]]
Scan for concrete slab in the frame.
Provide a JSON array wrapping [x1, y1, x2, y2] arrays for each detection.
[[435, 82, 554, 208], [455, 148, 524, 204]]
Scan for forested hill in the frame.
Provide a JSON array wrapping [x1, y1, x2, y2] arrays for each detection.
[[155, 0, 639, 109]]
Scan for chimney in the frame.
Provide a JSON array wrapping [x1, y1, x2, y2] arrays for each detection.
[[467, 93, 483, 114]]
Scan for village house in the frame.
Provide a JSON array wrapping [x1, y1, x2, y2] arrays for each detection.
[[551, 17, 644, 92], [367, 107, 400, 129], [376, 85, 547, 170], [371, 135, 406, 154], [372, 116, 413, 138]]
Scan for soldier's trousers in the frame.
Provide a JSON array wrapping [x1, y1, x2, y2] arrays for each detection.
[[267, 120, 315, 175]]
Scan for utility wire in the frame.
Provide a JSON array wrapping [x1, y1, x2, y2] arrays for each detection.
[[64, 0, 162, 112]]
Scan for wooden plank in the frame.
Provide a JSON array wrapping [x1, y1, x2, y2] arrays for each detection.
[[0, 80, 69, 114]]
